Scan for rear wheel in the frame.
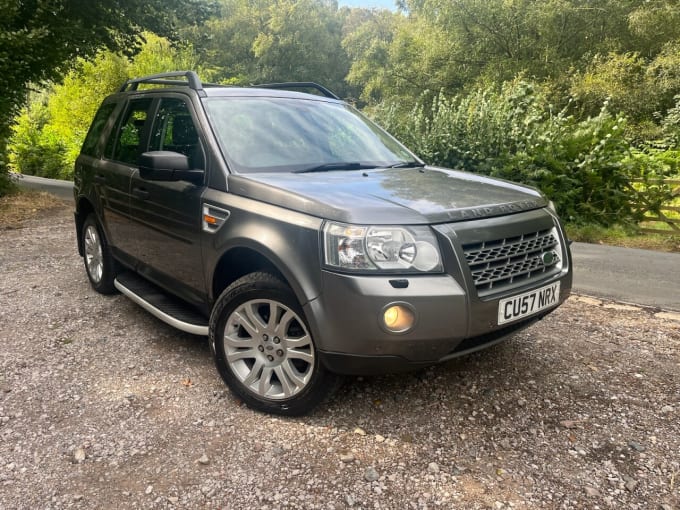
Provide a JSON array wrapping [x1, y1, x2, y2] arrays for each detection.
[[210, 272, 340, 415], [82, 214, 117, 294]]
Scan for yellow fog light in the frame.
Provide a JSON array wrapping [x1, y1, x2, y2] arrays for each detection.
[[381, 303, 416, 333]]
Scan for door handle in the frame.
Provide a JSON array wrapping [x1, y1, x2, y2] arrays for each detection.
[[93, 174, 106, 184], [132, 187, 150, 200]]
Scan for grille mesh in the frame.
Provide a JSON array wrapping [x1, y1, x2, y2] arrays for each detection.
[[462, 229, 561, 296]]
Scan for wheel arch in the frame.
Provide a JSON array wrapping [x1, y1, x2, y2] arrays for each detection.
[[210, 241, 319, 311]]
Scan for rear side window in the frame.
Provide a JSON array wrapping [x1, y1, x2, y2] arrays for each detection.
[[81, 103, 116, 157], [106, 98, 152, 165]]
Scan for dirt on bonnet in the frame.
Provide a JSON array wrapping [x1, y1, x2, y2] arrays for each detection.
[[0, 204, 679, 510]]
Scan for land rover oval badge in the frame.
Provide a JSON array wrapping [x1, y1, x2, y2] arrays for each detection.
[[541, 251, 557, 265]]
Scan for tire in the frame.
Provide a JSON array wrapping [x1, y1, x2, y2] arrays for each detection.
[[81, 214, 117, 294], [210, 272, 340, 416]]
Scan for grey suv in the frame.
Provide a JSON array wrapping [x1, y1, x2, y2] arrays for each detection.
[[74, 71, 572, 415]]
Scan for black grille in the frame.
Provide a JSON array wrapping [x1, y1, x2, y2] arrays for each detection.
[[462, 228, 561, 296]]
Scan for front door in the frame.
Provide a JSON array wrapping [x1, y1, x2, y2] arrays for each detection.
[[128, 96, 207, 305]]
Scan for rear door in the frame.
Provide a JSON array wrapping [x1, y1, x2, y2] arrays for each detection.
[[128, 95, 207, 305], [97, 97, 153, 262]]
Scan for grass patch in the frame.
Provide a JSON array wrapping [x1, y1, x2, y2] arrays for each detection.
[[0, 189, 67, 229], [566, 223, 680, 253]]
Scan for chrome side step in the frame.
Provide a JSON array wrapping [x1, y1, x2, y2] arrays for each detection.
[[114, 272, 209, 336]]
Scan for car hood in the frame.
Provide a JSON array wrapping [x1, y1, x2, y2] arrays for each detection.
[[227, 166, 547, 224]]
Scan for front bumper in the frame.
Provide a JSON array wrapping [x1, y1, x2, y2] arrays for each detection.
[[306, 270, 570, 375], [303, 208, 573, 376]]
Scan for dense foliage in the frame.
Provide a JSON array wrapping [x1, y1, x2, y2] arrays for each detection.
[[0, 0, 216, 193], [4, 0, 680, 225], [372, 82, 678, 225]]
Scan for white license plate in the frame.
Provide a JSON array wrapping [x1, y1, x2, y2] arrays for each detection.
[[497, 282, 561, 325]]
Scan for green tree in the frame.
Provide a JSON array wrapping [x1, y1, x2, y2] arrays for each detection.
[[251, 0, 350, 94], [182, 0, 272, 84], [0, 0, 216, 195], [570, 43, 680, 123], [186, 0, 355, 96], [628, 0, 680, 56], [348, 0, 648, 101]]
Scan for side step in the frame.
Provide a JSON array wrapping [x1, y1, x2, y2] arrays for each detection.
[[114, 272, 209, 336]]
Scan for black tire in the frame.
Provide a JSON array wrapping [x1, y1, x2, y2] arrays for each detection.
[[81, 214, 117, 294], [210, 272, 340, 416]]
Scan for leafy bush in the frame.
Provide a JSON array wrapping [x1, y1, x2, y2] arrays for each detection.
[[9, 98, 69, 179], [568, 52, 651, 122], [372, 80, 675, 225], [661, 94, 680, 147]]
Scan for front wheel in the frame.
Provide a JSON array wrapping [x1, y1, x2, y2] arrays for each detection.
[[81, 214, 117, 294], [210, 272, 340, 416]]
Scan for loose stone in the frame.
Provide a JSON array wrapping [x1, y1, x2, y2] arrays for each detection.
[[364, 467, 379, 482], [73, 448, 86, 463], [339, 452, 355, 463], [585, 487, 600, 497]]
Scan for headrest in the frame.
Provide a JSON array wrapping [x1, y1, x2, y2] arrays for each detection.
[[172, 115, 198, 145]]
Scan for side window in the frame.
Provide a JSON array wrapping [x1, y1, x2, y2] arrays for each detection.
[[81, 102, 116, 157], [108, 98, 152, 165], [150, 98, 204, 168]]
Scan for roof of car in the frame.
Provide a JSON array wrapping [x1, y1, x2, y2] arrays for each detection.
[[202, 86, 341, 101]]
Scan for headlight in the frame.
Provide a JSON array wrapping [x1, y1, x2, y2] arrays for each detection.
[[323, 222, 443, 273]]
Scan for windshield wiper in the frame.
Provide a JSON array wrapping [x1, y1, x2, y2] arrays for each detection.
[[295, 162, 378, 174], [384, 161, 425, 168]]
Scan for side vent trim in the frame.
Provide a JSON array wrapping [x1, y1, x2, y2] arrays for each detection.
[[202, 204, 230, 233]]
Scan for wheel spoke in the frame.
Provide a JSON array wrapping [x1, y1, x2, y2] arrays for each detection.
[[242, 358, 265, 387], [273, 309, 295, 337], [267, 302, 282, 330], [231, 310, 259, 338], [285, 333, 312, 349], [258, 366, 274, 396], [286, 348, 314, 364], [281, 360, 307, 387], [274, 365, 295, 397], [226, 347, 258, 363], [244, 303, 267, 331], [223, 332, 258, 349]]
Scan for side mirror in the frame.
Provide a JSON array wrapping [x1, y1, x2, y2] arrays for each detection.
[[139, 151, 204, 184]]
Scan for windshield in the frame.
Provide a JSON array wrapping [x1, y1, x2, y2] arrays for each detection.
[[202, 97, 418, 173]]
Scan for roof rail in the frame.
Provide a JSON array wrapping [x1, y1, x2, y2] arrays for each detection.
[[119, 71, 203, 93], [119, 72, 340, 100], [253, 82, 340, 100]]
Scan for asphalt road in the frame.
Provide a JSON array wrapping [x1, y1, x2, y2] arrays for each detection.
[[15, 174, 680, 311], [12, 173, 74, 201], [571, 242, 679, 311]]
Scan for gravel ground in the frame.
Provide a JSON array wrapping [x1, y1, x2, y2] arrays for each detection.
[[1, 205, 679, 510]]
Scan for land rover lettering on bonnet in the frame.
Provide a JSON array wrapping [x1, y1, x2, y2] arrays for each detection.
[[73, 71, 573, 415]]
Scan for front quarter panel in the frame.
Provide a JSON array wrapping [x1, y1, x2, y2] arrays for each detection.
[[202, 189, 324, 306]]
